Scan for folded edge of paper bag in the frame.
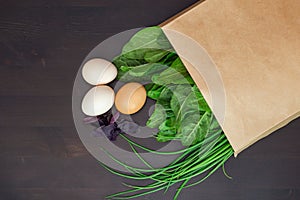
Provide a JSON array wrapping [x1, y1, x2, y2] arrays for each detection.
[[160, 0, 300, 156]]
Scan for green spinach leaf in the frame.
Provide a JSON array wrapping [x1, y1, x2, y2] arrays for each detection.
[[122, 27, 172, 60], [144, 50, 170, 63], [152, 57, 194, 85], [145, 84, 165, 100], [169, 84, 214, 146], [146, 86, 175, 128]]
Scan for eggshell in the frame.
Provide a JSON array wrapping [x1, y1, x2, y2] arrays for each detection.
[[82, 58, 117, 85], [81, 85, 115, 116], [115, 82, 146, 115]]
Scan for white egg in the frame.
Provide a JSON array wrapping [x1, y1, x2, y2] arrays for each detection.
[[81, 85, 115, 116], [82, 58, 117, 85]]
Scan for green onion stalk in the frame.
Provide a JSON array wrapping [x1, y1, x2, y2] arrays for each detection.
[[102, 133, 233, 200]]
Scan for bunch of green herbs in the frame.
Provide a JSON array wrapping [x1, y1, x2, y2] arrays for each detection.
[[102, 26, 233, 199]]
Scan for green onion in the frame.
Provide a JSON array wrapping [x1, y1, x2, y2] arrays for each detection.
[[103, 133, 233, 200]]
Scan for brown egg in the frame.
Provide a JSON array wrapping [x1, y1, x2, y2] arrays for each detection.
[[115, 82, 146, 114]]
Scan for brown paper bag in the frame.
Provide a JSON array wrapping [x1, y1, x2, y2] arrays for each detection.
[[161, 0, 300, 156]]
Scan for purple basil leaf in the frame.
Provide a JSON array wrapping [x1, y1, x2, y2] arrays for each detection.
[[83, 116, 99, 124], [110, 112, 120, 124], [91, 123, 120, 140], [97, 118, 108, 126], [100, 123, 122, 141], [97, 111, 112, 126]]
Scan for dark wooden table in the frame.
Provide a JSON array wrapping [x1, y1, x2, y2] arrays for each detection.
[[1, 1, 299, 199]]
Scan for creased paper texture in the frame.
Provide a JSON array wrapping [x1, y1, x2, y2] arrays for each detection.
[[161, 0, 300, 155]]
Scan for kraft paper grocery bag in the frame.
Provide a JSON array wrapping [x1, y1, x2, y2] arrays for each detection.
[[161, 0, 300, 155]]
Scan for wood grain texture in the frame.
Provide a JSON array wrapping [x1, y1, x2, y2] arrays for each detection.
[[0, 0, 299, 200]]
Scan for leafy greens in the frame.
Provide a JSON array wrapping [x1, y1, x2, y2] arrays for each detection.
[[112, 26, 220, 146]]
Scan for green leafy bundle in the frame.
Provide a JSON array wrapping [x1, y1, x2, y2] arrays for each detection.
[[103, 26, 234, 200]]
